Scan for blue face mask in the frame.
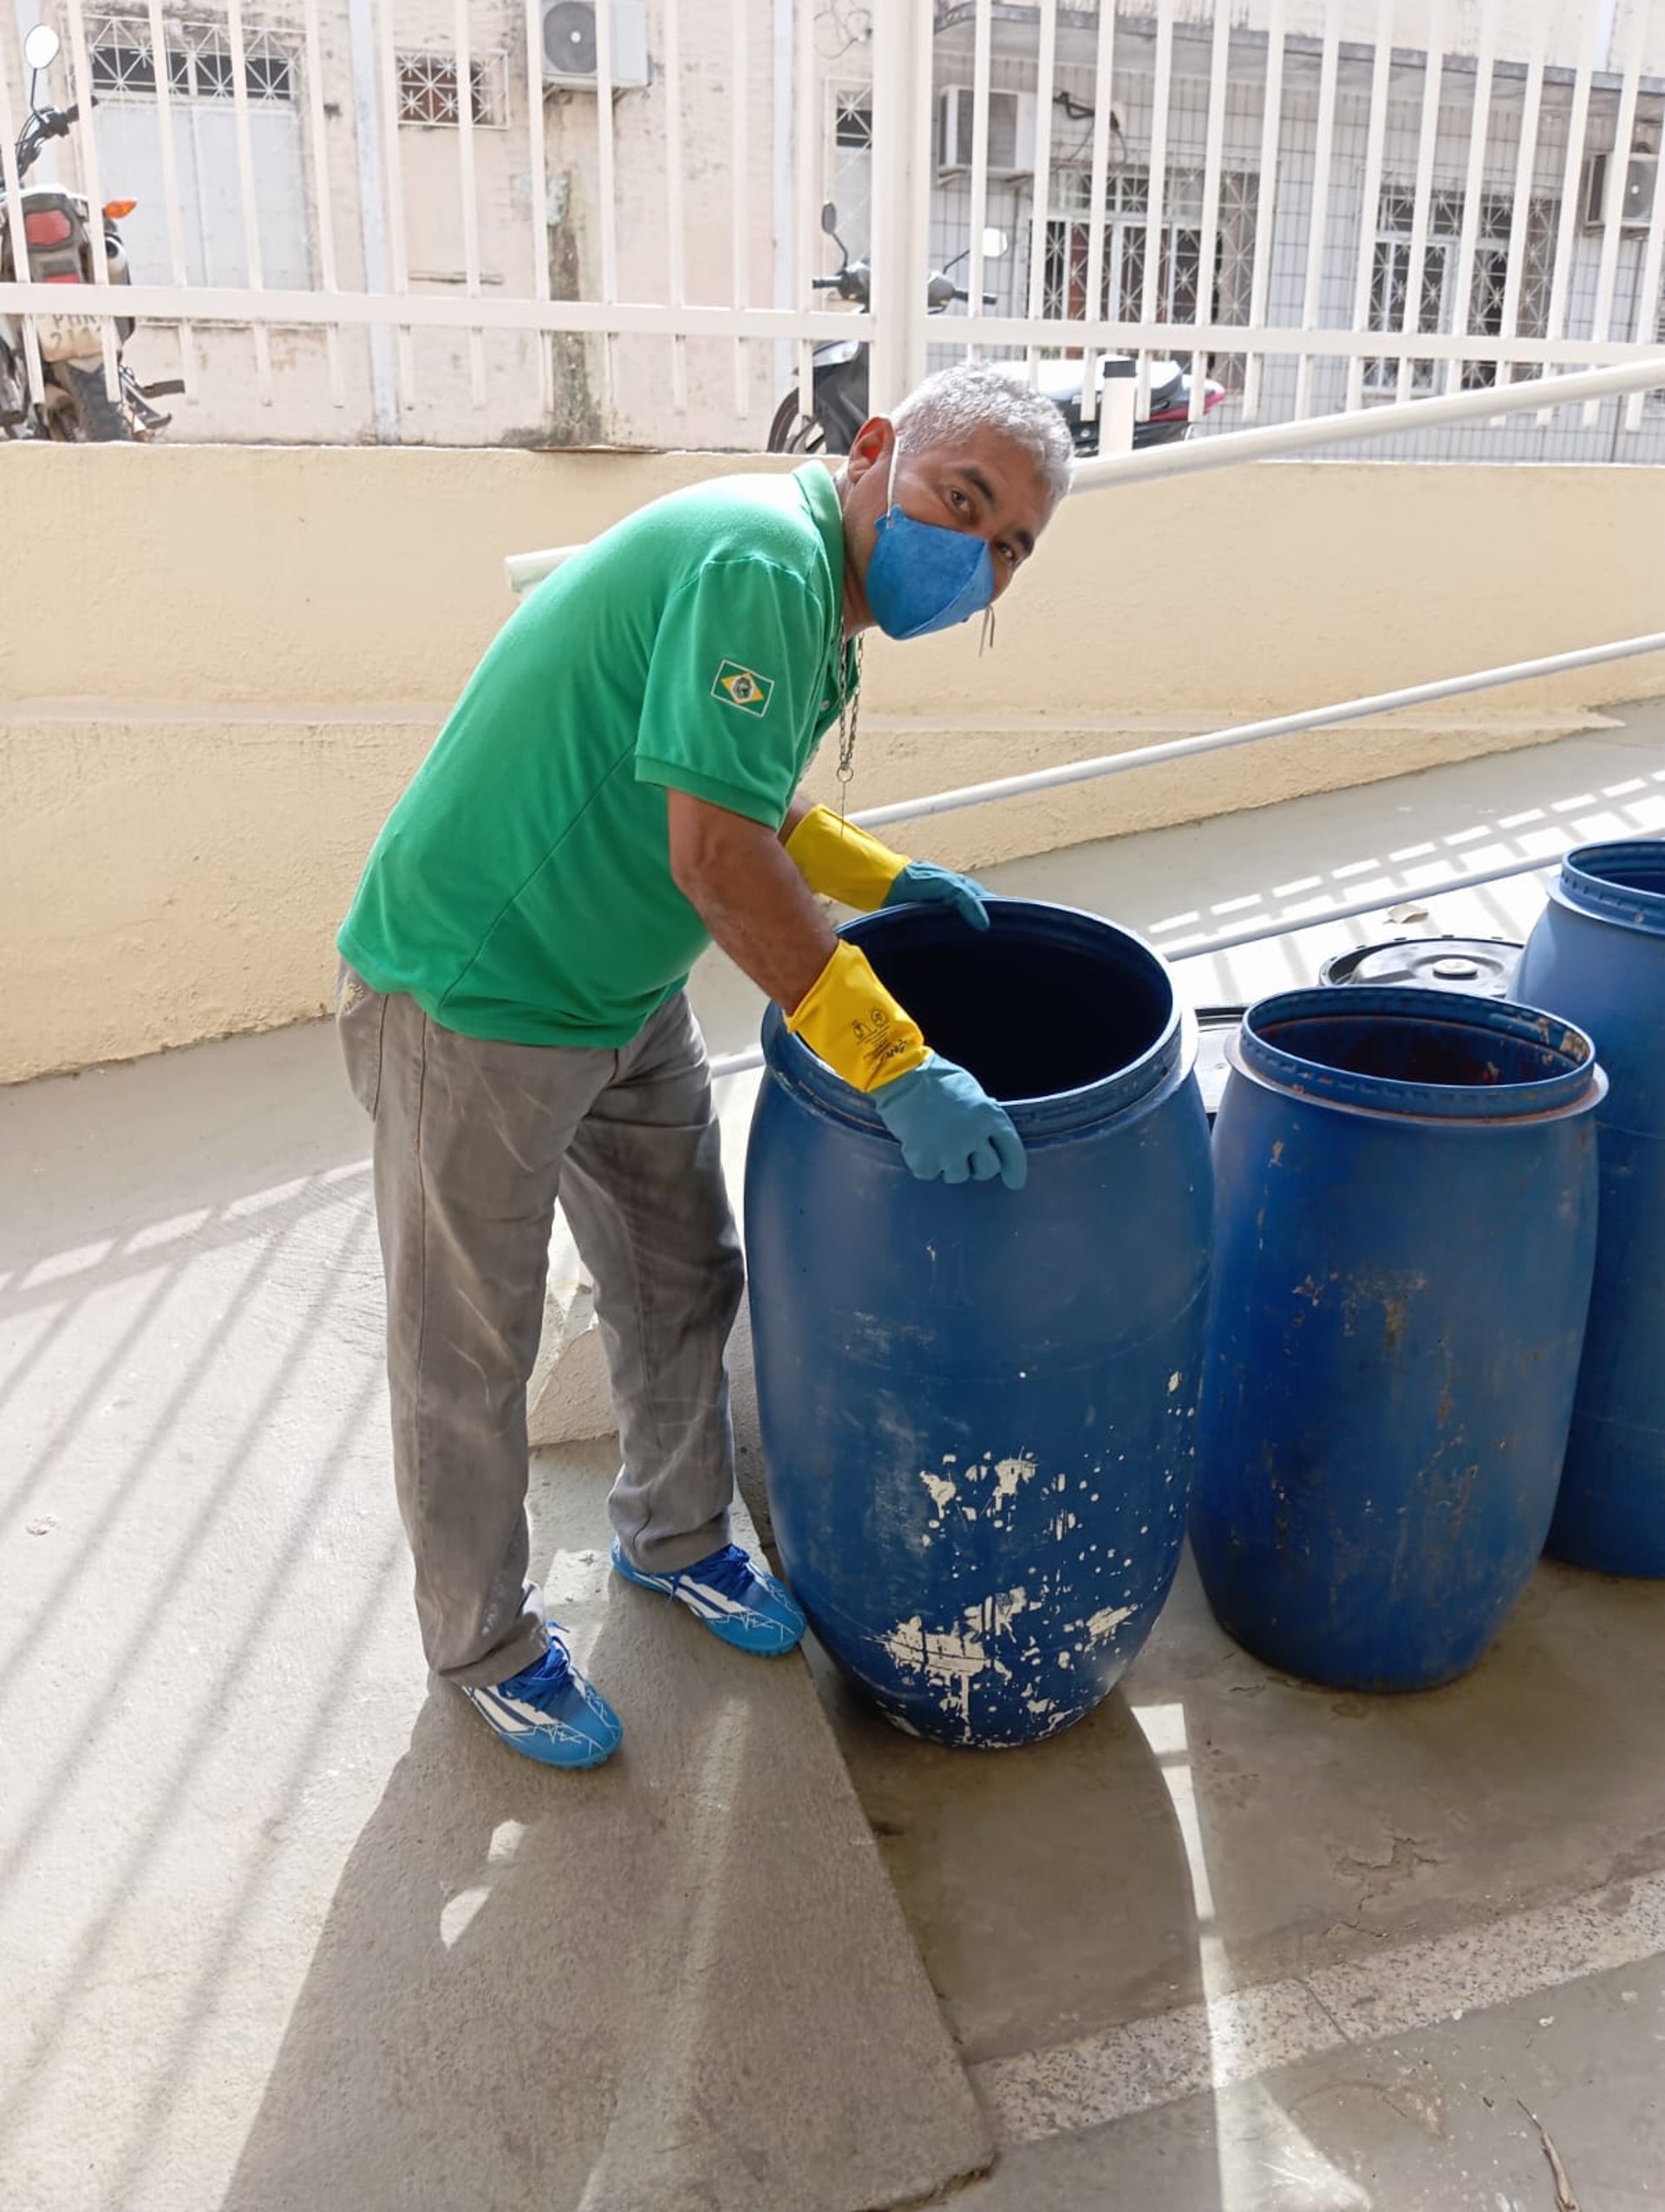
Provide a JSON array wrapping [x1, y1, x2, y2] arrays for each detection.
[[864, 445, 996, 642]]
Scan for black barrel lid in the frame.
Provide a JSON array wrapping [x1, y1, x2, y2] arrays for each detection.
[[1193, 1004, 1245, 1123], [1319, 936, 1524, 998]]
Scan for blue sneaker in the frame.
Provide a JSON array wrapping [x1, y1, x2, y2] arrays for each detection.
[[610, 1539, 806, 1656], [460, 1628, 622, 1769]]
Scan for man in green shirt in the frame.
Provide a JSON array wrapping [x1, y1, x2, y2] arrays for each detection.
[[337, 362, 1073, 1769]]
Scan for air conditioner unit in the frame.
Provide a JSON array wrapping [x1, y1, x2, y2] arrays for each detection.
[[542, 0, 649, 90], [1581, 147, 1658, 230], [937, 88, 1038, 179]]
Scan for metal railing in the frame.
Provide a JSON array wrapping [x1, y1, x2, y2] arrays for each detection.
[[3, 1, 1662, 451], [584, 345, 1665, 1084], [504, 353, 1665, 591], [698, 623, 1665, 1085]]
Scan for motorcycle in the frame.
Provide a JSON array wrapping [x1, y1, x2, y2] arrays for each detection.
[[769, 202, 1226, 458], [0, 23, 181, 440]]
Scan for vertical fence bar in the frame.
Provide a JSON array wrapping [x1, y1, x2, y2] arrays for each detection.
[[793, 0, 815, 430], [1293, 1, 1340, 419], [452, 0, 486, 405], [1242, 0, 1285, 424], [1444, 0, 1497, 397], [1189, 0, 1230, 425], [0, 16, 46, 408], [868, 0, 931, 412], [1345, 0, 1394, 412], [1536, 0, 1600, 423], [1023, 0, 1058, 381], [1394, 0, 1446, 405], [662, 0, 687, 413], [594, 0, 617, 407], [1583, 3, 1645, 426], [222, 0, 273, 402], [1079, 0, 1116, 427], [373, 0, 415, 407], [523, 0, 552, 415], [345, 0, 397, 435], [965, 0, 993, 360], [300, 0, 344, 403], [1624, 63, 1665, 431], [60, 0, 121, 401], [730, 0, 749, 418], [144, 0, 196, 390], [1492, 23, 1544, 407], [1138, 0, 1176, 417]]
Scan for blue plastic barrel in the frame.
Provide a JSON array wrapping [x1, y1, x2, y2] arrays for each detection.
[[1192, 986, 1603, 1692], [1515, 842, 1665, 1573], [745, 899, 1212, 1747]]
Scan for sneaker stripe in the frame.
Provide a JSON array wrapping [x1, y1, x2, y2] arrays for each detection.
[[674, 1577, 753, 1621]]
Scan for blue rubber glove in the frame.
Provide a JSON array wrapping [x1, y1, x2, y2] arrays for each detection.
[[881, 861, 992, 932], [873, 1054, 1027, 1190]]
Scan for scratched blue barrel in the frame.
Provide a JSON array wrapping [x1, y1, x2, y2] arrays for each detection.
[[1192, 987, 1603, 1692], [1515, 842, 1665, 1574], [745, 898, 1212, 1747]]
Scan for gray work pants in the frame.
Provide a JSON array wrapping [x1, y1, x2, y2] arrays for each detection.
[[336, 964, 745, 1690]]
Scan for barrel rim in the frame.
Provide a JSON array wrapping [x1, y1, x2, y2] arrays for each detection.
[[1235, 984, 1600, 1121], [759, 897, 1188, 1138], [1552, 838, 1665, 936]]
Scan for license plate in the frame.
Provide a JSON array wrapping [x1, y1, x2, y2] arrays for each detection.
[[36, 312, 103, 362]]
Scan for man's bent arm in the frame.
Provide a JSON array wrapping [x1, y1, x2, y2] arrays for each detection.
[[668, 790, 837, 1012]]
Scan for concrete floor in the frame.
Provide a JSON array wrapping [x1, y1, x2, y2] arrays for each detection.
[[6, 706, 1665, 2209]]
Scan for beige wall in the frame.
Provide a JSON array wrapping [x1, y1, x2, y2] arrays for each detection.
[[6, 443, 1664, 1085]]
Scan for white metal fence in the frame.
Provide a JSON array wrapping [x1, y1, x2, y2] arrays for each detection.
[[1, 0, 1662, 457]]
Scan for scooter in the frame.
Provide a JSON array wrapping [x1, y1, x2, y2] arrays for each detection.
[[768, 202, 1226, 457], [0, 23, 181, 440]]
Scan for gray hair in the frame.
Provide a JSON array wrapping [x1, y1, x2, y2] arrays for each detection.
[[891, 362, 1074, 507]]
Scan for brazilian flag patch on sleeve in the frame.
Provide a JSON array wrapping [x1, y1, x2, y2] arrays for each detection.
[[712, 661, 774, 717]]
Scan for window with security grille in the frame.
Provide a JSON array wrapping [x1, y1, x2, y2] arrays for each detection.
[[1365, 186, 1557, 395], [89, 23, 156, 95], [1041, 166, 1257, 381], [397, 52, 507, 128], [826, 87, 874, 261], [88, 17, 297, 103]]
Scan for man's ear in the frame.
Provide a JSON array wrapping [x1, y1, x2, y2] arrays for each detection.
[[846, 415, 895, 485]]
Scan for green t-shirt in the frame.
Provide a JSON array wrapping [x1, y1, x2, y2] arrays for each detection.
[[337, 462, 856, 1047]]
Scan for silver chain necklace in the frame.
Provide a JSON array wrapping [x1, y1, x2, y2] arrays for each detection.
[[836, 636, 863, 818]]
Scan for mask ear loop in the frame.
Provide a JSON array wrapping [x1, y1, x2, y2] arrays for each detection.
[[839, 434, 894, 822]]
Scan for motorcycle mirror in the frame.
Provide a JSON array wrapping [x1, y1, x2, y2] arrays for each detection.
[[982, 226, 1010, 259], [23, 23, 61, 71], [819, 199, 852, 271]]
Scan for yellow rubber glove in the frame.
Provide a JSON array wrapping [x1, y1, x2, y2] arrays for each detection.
[[787, 941, 932, 1093], [786, 804, 911, 912], [787, 803, 994, 930]]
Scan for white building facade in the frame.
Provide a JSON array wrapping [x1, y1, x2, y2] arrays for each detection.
[[6, 0, 1662, 459]]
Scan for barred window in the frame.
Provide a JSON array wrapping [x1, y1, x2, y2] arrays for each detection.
[[834, 95, 872, 151], [89, 25, 156, 94], [88, 16, 297, 104], [1367, 186, 1557, 395], [397, 52, 506, 128]]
